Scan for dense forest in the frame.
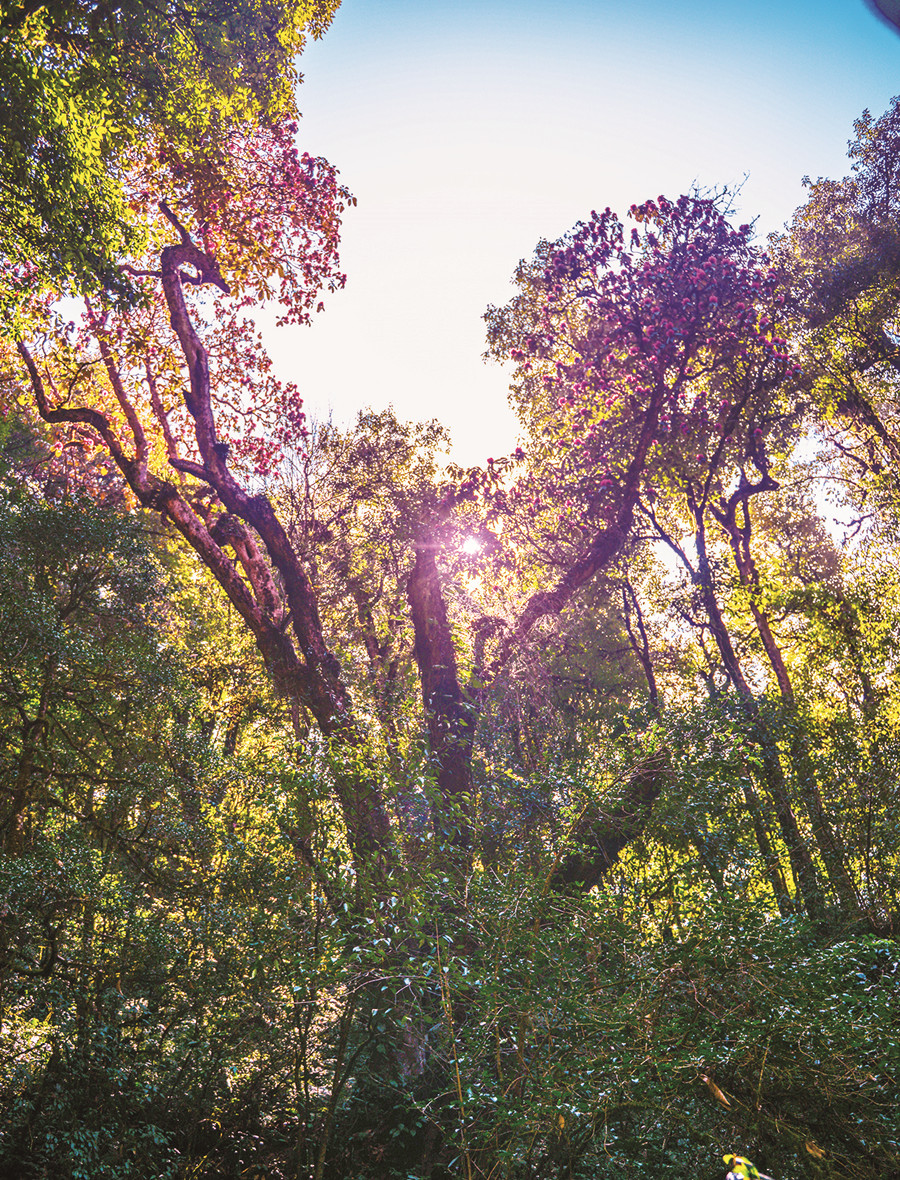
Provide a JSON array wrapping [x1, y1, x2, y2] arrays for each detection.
[[2, 3, 900, 1178]]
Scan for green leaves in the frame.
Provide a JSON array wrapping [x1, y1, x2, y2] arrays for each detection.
[[0, 0, 340, 306]]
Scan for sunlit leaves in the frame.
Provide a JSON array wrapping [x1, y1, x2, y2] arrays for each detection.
[[0, 0, 340, 307], [487, 195, 797, 555]]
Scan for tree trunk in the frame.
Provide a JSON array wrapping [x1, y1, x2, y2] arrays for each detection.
[[408, 543, 475, 853], [690, 495, 827, 920], [717, 488, 862, 920]]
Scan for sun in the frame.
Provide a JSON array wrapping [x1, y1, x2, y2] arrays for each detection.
[[461, 536, 482, 556]]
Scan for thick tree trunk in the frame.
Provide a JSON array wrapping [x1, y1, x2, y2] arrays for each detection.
[[548, 750, 673, 892], [19, 315, 397, 879], [408, 543, 475, 852]]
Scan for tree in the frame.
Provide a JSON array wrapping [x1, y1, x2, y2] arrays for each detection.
[[7, 78, 900, 1173], [778, 97, 900, 507], [0, 0, 339, 307], [0, 464, 366, 1179], [485, 195, 818, 900]]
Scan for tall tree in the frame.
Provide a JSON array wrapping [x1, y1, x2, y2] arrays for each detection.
[[778, 97, 900, 502]]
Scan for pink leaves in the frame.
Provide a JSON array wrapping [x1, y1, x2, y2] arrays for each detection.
[[168, 118, 352, 328], [496, 192, 803, 542]]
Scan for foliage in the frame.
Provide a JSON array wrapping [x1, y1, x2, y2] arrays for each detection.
[[485, 195, 794, 546], [0, 0, 339, 307], [3, 42, 900, 1180]]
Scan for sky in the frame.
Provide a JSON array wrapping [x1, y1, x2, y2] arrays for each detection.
[[263, 0, 900, 465]]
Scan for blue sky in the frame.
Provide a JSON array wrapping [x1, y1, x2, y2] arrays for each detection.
[[265, 0, 900, 463]]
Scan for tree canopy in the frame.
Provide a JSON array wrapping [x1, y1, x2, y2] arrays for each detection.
[[0, 0, 338, 307], [2, 17, 900, 1176]]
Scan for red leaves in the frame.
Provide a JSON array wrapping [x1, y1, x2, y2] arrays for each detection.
[[13, 115, 354, 485], [146, 119, 349, 327]]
